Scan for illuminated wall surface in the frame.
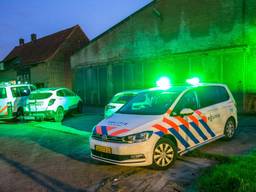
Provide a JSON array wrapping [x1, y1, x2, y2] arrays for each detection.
[[71, 0, 256, 111]]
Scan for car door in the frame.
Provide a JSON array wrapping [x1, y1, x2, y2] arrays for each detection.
[[195, 86, 223, 137], [171, 89, 207, 149], [56, 89, 69, 111]]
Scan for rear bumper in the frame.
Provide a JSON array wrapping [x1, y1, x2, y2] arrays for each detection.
[[25, 110, 55, 119]]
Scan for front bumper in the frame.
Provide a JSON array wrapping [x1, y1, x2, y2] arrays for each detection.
[[90, 135, 158, 166]]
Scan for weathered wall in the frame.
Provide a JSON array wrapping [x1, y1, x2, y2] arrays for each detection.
[[0, 69, 16, 82], [30, 63, 49, 87], [71, 0, 256, 111]]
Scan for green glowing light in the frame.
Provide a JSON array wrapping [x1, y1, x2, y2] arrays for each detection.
[[186, 77, 200, 86], [156, 77, 171, 89]]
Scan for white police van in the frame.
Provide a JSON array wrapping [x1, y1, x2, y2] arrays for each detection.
[[90, 83, 237, 169], [0, 82, 36, 120]]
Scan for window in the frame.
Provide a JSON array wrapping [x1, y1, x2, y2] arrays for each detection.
[[111, 93, 136, 104], [30, 85, 37, 92], [196, 86, 230, 108], [0, 88, 7, 99], [11, 86, 30, 97], [57, 90, 65, 97], [118, 90, 180, 115], [173, 90, 198, 114], [217, 86, 230, 103], [29, 92, 52, 100], [64, 89, 76, 96]]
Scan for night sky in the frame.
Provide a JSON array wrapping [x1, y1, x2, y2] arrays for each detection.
[[0, 0, 152, 60]]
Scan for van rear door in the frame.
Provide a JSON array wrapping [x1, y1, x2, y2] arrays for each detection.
[[0, 88, 8, 116]]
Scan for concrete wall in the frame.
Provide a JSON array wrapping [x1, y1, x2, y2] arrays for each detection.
[[0, 69, 16, 82], [71, 0, 256, 112]]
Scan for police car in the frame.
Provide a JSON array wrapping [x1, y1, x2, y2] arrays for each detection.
[[90, 82, 237, 169], [25, 87, 82, 122], [0, 82, 36, 120], [105, 90, 144, 118]]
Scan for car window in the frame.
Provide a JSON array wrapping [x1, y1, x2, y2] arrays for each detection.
[[217, 86, 230, 103], [173, 90, 198, 115], [0, 88, 7, 99], [29, 92, 52, 100], [57, 90, 65, 97], [118, 90, 180, 115], [196, 86, 230, 108], [30, 85, 37, 92], [111, 93, 136, 104], [63, 89, 76, 96]]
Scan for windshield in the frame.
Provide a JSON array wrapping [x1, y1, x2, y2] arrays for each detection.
[[29, 92, 52, 100], [118, 90, 180, 115], [0, 88, 7, 99], [111, 93, 137, 104]]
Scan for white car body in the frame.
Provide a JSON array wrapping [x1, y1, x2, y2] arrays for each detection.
[[25, 87, 82, 121], [90, 84, 238, 167], [0, 82, 36, 119]]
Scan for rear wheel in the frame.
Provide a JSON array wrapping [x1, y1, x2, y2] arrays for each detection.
[[54, 107, 64, 122], [224, 118, 236, 140], [152, 138, 177, 170]]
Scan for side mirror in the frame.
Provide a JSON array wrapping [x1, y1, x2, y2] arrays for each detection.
[[180, 108, 194, 116]]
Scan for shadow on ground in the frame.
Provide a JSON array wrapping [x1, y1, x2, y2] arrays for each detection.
[[0, 154, 86, 192]]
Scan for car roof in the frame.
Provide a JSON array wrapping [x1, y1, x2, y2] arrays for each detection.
[[118, 83, 228, 95], [0, 83, 34, 88], [33, 87, 71, 93]]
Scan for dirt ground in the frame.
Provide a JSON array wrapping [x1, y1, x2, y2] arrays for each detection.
[[0, 115, 255, 192]]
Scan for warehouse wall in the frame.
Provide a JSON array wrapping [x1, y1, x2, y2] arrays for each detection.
[[71, 0, 256, 112]]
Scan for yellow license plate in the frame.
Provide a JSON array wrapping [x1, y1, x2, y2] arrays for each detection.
[[95, 145, 112, 154]]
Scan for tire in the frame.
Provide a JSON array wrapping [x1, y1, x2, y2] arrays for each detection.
[[224, 118, 236, 140], [77, 101, 83, 113], [54, 107, 64, 122], [152, 138, 177, 170]]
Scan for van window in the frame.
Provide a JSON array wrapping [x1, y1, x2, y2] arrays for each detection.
[[173, 90, 198, 114], [0, 88, 7, 99], [218, 86, 230, 103], [111, 93, 136, 104], [11, 86, 30, 97], [196, 86, 230, 108]]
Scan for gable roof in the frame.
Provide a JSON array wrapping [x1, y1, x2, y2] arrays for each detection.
[[3, 25, 88, 65]]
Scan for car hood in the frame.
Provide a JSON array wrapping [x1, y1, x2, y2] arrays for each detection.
[[96, 113, 162, 136]]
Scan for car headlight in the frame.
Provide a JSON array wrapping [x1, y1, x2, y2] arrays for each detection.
[[122, 131, 153, 144]]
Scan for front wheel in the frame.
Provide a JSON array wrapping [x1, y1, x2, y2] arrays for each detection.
[[54, 107, 64, 122], [224, 118, 236, 140], [152, 138, 177, 170]]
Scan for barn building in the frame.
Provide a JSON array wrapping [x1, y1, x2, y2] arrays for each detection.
[[71, 0, 256, 112]]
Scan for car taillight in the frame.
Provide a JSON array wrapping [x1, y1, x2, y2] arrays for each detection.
[[48, 99, 56, 106]]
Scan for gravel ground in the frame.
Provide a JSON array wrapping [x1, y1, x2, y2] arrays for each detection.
[[0, 115, 255, 192]]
